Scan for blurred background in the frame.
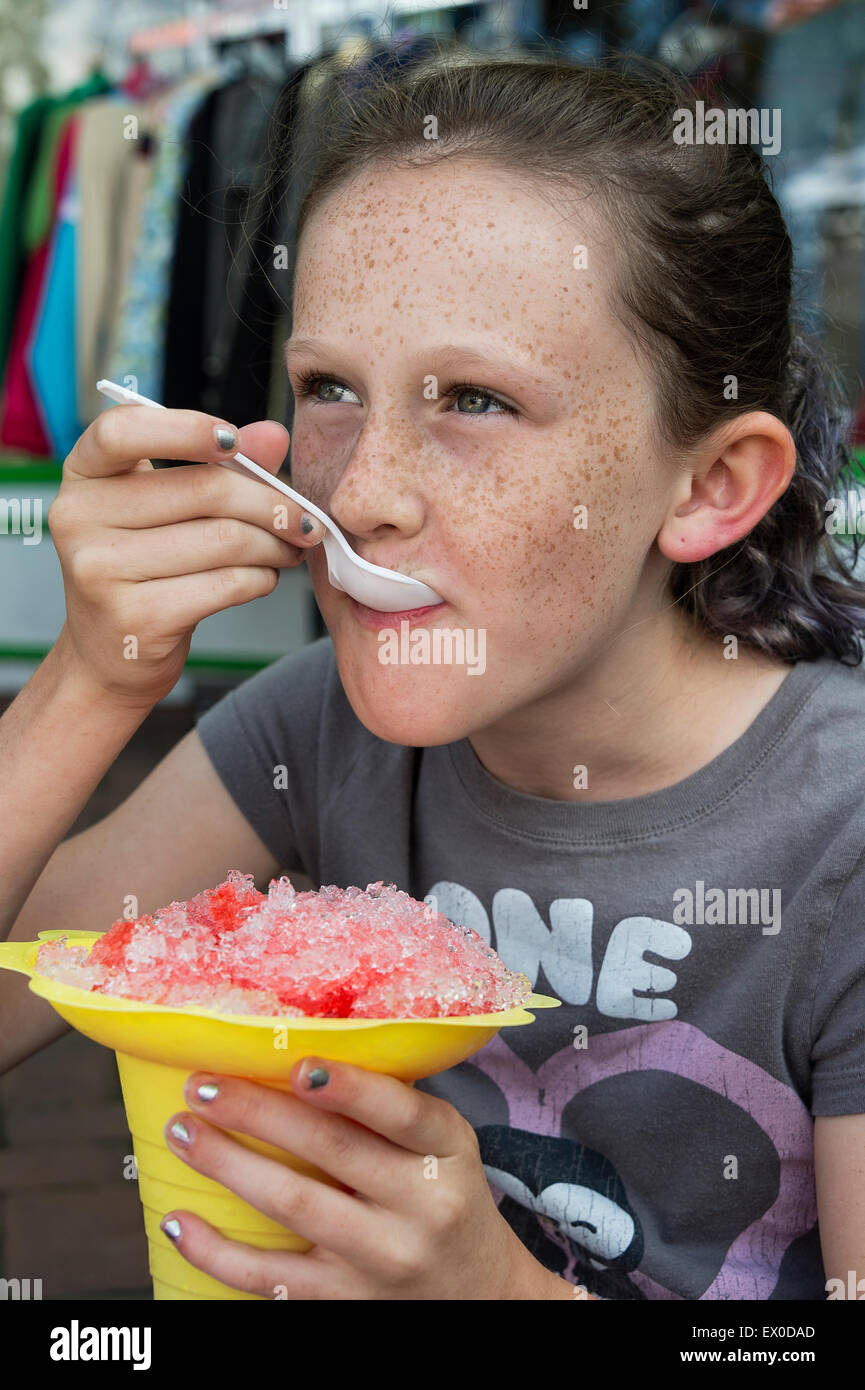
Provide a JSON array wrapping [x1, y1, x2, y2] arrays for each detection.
[[0, 0, 863, 1299]]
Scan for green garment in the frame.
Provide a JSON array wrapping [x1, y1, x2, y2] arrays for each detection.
[[0, 95, 53, 380], [0, 71, 111, 380], [21, 71, 112, 254]]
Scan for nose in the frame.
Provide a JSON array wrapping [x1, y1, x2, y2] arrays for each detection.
[[327, 412, 427, 545]]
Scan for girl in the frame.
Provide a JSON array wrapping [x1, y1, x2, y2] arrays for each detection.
[[2, 53, 864, 1301]]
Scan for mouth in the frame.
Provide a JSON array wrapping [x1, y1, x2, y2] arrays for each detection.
[[349, 598, 449, 630]]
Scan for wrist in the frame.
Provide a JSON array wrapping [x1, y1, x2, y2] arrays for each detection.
[[519, 1251, 598, 1300], [49, 625, 158, 720], [501, 1236, 594, 1300], [548, 1272, 596, 1300]]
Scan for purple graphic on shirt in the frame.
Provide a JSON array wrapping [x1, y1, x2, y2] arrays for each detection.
[[470, 1018, 817, 1299]]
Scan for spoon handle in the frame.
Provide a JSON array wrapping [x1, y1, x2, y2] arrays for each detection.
[[220, 450, 334, 536]]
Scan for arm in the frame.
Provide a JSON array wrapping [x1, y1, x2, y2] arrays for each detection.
[[1, 724, 281, 1075], [814, 1113, 865, 1294], [1, 400, 321, 1072], [0, 626, 150, 937]]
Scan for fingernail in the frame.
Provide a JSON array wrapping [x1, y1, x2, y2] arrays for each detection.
[[162, 1218, 182, 1242], [196, 1082, 219, 1102], [300, 512, 324, 542], [169, 1120, 191, 1147], [214, 426, 236, 452], [303, 1065, 330, 1090]]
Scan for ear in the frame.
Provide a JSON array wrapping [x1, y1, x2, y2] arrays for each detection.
[[657, 412, 796, 564]]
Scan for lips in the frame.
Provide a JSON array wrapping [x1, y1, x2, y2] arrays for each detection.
[[342, 552, 447, 623], [349, 598, 448, 631]]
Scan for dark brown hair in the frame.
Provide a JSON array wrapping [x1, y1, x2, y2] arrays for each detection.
[[283, 49, 865, 665]]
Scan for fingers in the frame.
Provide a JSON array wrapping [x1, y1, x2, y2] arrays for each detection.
[[156, 1213, 341, 1299], [284, 1057, 473, 1159], [131, 566, 284, 630], [209, 419, 290, 481], [51, 464, 321, 552], [53, 412, 321, 549], [101, 517, 302, 582], [65, 405, 257, 480], [162, 1110, 383, 1267], [218, 419, 289, 473], [100, 463, 315, 541], [180, 1073, 408, 1207]]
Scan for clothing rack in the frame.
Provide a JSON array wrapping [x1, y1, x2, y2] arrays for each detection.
[[123, 0, 496, 68], [127, 5, 292, 70]]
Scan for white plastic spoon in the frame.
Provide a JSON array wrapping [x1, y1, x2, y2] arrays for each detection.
[[95, 379, 443, 613]]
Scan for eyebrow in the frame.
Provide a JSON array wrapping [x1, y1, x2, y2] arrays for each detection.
[[283, 337, 556, 391]]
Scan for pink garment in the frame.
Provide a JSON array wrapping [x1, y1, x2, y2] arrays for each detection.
[[0, 114, 78, 456]]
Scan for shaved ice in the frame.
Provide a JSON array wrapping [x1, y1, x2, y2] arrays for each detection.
[[35, 871, 531, 1019]]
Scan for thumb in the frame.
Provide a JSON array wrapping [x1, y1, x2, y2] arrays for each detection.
[[234, 420, 291, 476]]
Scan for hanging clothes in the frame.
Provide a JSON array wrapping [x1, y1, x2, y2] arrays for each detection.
[[161, 58, 311, 431], [0, 112, 78, 455], [0, 70, 109, 454], [0, 244, 53, 455], [0, 95, 53, 384], [74, 93, 153, 424], [160, 65, 289, 423], [106, 71, 219, 403], [0, 33, 537, 463], [28, 125, 82, 459], [19, 71, 112, 257]]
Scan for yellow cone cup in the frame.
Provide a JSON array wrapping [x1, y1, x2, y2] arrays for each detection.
[[0, 932, 560, 1300]]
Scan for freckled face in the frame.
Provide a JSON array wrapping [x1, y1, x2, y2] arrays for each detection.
[[286, 159, 672, 745]]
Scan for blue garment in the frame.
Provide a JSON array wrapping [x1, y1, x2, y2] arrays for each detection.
[[28, 168, 82, 458]]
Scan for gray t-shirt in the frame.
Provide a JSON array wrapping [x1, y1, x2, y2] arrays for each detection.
[[196, 635, 865, 1301]]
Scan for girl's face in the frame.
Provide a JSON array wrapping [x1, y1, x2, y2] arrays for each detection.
[[286, 159, 677, 746]]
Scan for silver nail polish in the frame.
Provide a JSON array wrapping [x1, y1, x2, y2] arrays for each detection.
[[215, 426, 236, 451], [170, 1120, 190, 1145], [163, 1219, 182, 1241], [197, 1082, 219, 1102]]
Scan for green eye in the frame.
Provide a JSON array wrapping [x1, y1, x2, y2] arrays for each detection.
[[294, 373, 359, 404], [293, 372, 519, 418], [444, 384, 518, 417]]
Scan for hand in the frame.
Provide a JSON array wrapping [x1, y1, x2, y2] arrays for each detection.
[[159, 1058, 576, 1300], [48, 406, 324, 711]]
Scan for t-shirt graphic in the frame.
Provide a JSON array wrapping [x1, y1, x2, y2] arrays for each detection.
[[419, 1016, 816, 1300]]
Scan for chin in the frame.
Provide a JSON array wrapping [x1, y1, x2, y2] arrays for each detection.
[[334, 638, 489, 746], [314, 584, 494, 743]]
